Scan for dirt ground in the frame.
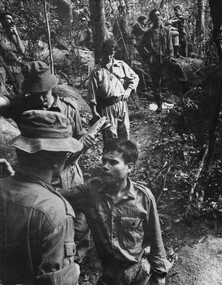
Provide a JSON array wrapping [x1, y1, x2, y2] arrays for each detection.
[[1, 84, 222, 284]]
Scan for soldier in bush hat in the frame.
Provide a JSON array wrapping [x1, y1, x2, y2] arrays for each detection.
[[0, 60, 95, 263], [0, 110, 82, 285]]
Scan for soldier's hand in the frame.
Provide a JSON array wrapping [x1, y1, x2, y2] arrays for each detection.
[[93, 112, 101, 121], [80, 133, 96, 149], [0, 159, 15, 178], [123, 88, 132, 101]]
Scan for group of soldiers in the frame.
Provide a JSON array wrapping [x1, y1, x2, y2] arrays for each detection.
[[0, 1, 220, 284], [0, 7, 176, 285], [101, 5, 190, 113]]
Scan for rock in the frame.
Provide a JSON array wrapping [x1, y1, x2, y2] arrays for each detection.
[[0, 117, 20, 166]]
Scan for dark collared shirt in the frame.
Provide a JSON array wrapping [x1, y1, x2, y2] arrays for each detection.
[[139, 24, 173, 64], [0, 173, 79, 285], [63, 178, 170, 277]]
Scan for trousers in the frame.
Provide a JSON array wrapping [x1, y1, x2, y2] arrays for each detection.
[[100, 100, 130, 142], [97, 259, 152, 285]]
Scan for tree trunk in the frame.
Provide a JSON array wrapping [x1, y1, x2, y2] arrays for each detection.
[[43, 0, 54, 74], [196, 0, 206, 56], [89, 0, 106, 64]]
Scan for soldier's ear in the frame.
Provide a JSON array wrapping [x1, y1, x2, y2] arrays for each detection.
[[126, 162, 134, 174]]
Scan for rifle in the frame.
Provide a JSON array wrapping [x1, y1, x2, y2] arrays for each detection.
[[0, 55, 22, 97], [65, 116, 111, 166]]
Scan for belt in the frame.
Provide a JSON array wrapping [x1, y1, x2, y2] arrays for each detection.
[[100, 95, 124, 107]]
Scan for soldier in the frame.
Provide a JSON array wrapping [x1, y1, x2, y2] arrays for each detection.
[[0, 110, 81, 284], [131, 15, 147, 46], [0, 60, 94, 263], [171, 5, 187, 57], [62, 138, 172, 285], [138, 9, 189, 113], [88, 39, 139, 142], [0, 11, 25, 96]]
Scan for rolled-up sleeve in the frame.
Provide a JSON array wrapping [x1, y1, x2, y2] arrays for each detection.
[[37, 216, 80, 285], [88, 69, 98, 106]]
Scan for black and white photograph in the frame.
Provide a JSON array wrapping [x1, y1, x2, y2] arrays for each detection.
[[0, 0, 222, 284]]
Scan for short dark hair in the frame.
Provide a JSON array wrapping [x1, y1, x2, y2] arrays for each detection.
[[138, 15, 146, 23], [174, 5, 181, 11], [101, 39, 117, 53], [149, 8, 160, 21], [103, 139, 138, 164], [0, 12, 13, 23]]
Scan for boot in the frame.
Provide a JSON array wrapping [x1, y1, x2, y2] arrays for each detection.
[[156, 100, 162, 113]]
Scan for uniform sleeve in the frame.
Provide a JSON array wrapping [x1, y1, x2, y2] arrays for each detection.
[[144, 195, 171, 279], [60, 183, 91, 212], [122, 62, 139, 90], [37, 216, 80, 285], [88, 69, 98, 107], [69, 104, 87, 138]]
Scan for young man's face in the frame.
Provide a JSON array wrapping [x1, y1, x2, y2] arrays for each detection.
[[3, 14, 13, 28], [101, 150, 133, 185], [29, 90, 54, 109], [102, 46, 115, 62]]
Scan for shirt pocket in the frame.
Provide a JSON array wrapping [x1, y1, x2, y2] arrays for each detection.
[[119, 217, 143, 250], [63, 241, 75, 266]]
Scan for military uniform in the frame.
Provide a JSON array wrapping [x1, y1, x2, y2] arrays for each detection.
[[0, 28, 24, 95], [63, 178, 171, 285], [0, 173, 79, 285], [139, 24, 188, 105], [171, 15, 187, 57], [1, 94, 90, 263], [88, 59, 139, 141]]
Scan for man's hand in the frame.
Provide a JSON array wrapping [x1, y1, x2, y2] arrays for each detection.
[[80, 134, 96, 149], [92, 112, 101, 121], [123, 88, 132, 101], [0, 159, 15, 178]]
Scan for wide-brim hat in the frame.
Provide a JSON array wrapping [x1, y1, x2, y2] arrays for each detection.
[[11, 110, 84, 154], [22, 61, 58, 94]]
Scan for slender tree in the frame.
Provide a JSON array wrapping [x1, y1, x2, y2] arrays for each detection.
[[89, 0, 106, 64]]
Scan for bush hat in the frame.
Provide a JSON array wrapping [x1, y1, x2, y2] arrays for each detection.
[[22, 61, 58, 94], [11, 110, 83, 154]]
